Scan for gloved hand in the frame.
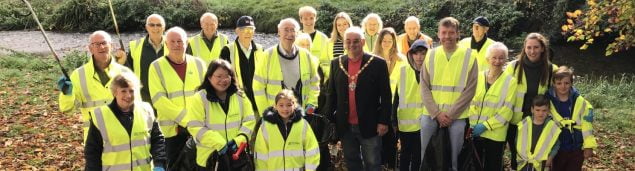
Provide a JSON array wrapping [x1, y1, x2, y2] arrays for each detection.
[[305, 104, 315, 115], [584, 110, 594, 122], [152, 167, 165, 171], [472, 123, 487, 137], [57, 76, 72, 95], [219, 140, 237, 155]]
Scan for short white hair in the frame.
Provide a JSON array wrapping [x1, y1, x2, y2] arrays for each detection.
[[404, 16, 420, 26], [88, 30, 112, 43], [146, 14, 166, 26], [361, 13, 383, 32], [166, 26, 187, 42], [200, 12, 218, 23], [295, 33, 312, 45], [486, 42, 509, 59], [277, 18, 300, 32], [298, 6, 317, 17], [344, 26, 365, 40]]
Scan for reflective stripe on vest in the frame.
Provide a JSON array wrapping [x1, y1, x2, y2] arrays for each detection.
[[397, 66, 423, 131], [517, 119, 560, 170], [191, 33, 227, 63]]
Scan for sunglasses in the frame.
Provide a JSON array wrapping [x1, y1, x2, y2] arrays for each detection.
[[147, 23, 163, 27]]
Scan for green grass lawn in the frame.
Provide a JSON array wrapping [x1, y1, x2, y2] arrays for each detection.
[[0, 51, 632, 170]]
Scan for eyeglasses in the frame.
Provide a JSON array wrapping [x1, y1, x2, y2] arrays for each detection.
[[240, 27, 255, 33], [213, 74, 231, 80], [147, 23, 163, 27], [90, 41, 109, 47]]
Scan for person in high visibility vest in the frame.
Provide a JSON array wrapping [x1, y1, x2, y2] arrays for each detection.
[[57, 31, 133, 141], [397, 16, 433, 56], [298, 7, 331, 110], [115, 14, 169, 103], [372, 27, 403, 170], [184, 59, 256, 168], [323, 12, 353, 82], [419, 17, 478, 171], [459, 16, 496, 72], [546, 66, 597, 170], [468, 42, 518, 170], [219, 16, 264, 115], [186, 13, 229, 65], [84, 72, 166, 171], [516, 95, 561, 171], [393, 39, 430, 171], [361, 13, 383, 53], [148, 27, 208, 168], [296, 33, 313, 50], [252, 18, 320, 115], [254, 89, 321, 170], [504, 33, 558, 169]]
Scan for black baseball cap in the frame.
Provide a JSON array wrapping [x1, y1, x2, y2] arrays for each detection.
[[472, 16, 490, 27], [236, 16, 255, 28]]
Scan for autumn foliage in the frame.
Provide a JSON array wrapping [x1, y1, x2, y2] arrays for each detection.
[[562, 0, 635, 56]]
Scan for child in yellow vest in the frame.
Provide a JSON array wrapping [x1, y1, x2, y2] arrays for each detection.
[[516, 95, 561, 171]]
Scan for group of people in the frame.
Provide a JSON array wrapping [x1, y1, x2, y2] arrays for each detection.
[[56, 5, 598, 171]]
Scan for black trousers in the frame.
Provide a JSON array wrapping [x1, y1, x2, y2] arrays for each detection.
[[316, 144, 332, 171], [381, 125, 397, 169], [399, 131, 421, 171], [165, 126, 191, 169], [473, 137, 505, 171], [506, 124, 518, 170]]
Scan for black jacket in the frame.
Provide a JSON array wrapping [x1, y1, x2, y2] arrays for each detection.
[[324, 53, 392, 139], [124, 35, 165, 102], [262, 107, 304, 140], [220, 39, 259, 113], [85, 100, 166, 170]]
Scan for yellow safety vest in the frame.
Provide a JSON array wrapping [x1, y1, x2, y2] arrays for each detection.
[[505, 60, 558, 124], [516, 117, 561, 171], [386, 56, 405, 96], [255, 117, 320, 171], [253, 46, 320, 114], [225, 42, 265, 90], [188, 33, 229, 64], [148, 55, 206, 137], [549, 95, 597, 149], [422, 46, 477, 119], [469, 70, 518, 141], [363, 33, 378, 53], [129, 37, 169, 78], [395, 65, 424, 132], [306, 31, 329, 65], [184, 90, 257, 167], [90, 102, 156, 170], [322, 40, 347, 82], [459, 37, 495, 72], [58, 57, 132, 141]]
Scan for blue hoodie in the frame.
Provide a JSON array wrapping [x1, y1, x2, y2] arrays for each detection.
[[546, 86, 584, 151]]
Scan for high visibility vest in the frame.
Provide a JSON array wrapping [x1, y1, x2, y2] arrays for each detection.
[[90, 102, 156, 170], [469, 70, 518, 141], [397, 33, 433, 56], [395, 65, 424, 132], [516, 117, 561, 171], [363, 33, 378, 53], [253, 46, 320, 114], [422, 46, 477, 119], [188, 33, 229, 64], [458, 37, 495, 72], [185, 90, 257, 167], [549, 95, 598, 149], [129, 37, 169, 78], [58, 57, 132, 141], [306, 31, 329, 67], [322, 40, 347, 82], [255, 118, 320, 171], [148, 55, 206, 137], [505, 60, 558, 124], [388, 59, 404, 97], [225, 42, 265, 90]]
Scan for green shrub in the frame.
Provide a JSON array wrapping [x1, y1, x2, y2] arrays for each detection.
[[62, 51, 90, 71]]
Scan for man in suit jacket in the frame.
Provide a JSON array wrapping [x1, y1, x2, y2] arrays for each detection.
[[324, 26, 392, 171]]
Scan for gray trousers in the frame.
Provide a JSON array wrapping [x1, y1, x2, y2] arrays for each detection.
[[420, 116, 466, 171]]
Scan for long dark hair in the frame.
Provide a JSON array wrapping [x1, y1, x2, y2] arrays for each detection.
[[515, 33, 552, 85], [198, 59, 242, 96]]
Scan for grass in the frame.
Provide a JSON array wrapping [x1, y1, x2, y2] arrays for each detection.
[[0, 51, 632, 169]]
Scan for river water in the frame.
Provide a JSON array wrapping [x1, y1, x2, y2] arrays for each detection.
[[0, 29, 279, 56]]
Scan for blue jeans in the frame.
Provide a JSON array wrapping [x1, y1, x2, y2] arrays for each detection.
[[341, 125, 382, 171]]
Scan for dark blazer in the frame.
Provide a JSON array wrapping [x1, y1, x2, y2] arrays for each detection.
[[324, 52, 392, 139]]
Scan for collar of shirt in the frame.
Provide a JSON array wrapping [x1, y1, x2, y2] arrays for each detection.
[[238, 41, 253, 58], [147, 36, 164, 53], [278, 44, 297, 57]]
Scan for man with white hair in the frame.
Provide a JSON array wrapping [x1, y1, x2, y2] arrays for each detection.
[[324, 26, 392, 171], [397, 16, 433, 56], [115, 14, 169, 103], [361, 13, 383, 52], [252, 18, 320, 115], [186, 12, 229, 64], [57, 30, 133, 141], [147, 26, 207, 168]]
